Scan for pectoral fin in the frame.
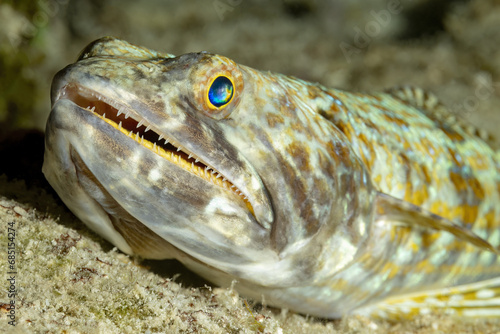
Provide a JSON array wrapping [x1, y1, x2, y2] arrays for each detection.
[[356, 193, 500, 319], [374, 192, 498, 254]]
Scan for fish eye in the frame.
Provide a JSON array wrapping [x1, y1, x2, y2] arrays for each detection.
[[194, 57, 243, 119], [207, 76, 234, 108]]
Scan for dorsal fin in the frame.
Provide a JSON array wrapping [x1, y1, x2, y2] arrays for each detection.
[[386, 86, 497, 149], [386, 85, 442, 111]]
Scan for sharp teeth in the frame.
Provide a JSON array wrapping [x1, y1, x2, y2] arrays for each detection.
[[90, 106, 96, 112], [153, 142, 157, 151], [195, 159, 199, 163], [125, 111, 131, 119], [188, 154, 192, 159], [137, 120, 144, 128], [117, 108, 123, 117], [98, 96, 101, 101], [176, 147, 181, 152], [135, 132, 139, 141], [119, 121, 122, 129], [158, 134, 164, 141], [215, 173, 221, 179], [102, 113, 106, 119], [164, 139, 169, 145], [145, 125, 151, 132], [191, 162, 194, 170], [222, 178, 226, 182], [141, 135, 144, 143], [128, 130, 133, 137]]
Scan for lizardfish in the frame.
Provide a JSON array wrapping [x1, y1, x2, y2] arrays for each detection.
[[43, 37, 500, 319]]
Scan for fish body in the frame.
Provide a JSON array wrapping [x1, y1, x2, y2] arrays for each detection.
[[43, 37, 500, 319]]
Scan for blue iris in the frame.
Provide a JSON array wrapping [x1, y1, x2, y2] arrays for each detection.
[[208, 76, 234, 107]]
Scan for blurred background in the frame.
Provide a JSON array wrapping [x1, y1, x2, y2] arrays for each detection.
[[0, 0, 499, 180]]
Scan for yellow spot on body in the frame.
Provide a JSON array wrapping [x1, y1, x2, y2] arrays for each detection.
[[483, 211, 497, 231], [403, 181, 413, 203], [413, 259, 435, 274], [412, 186, 429, 206], [467, 153, 489, 170], [420, 232, 441, 248], [463, 204, 479, 226], [449, 171, 468, 193], [379, 262, 400, 280], [469, 176, 485, 200]]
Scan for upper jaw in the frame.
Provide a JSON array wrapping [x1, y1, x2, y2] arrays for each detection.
[[52, 78, 274, 229]]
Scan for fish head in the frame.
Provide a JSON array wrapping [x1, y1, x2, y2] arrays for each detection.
[[44, 37, 374, 287]]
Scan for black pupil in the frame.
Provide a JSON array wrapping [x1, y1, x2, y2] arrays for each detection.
[[208, 76, 233, 107]]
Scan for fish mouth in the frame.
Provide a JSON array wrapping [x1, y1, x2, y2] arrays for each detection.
[[55, 83, 267, 226]]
